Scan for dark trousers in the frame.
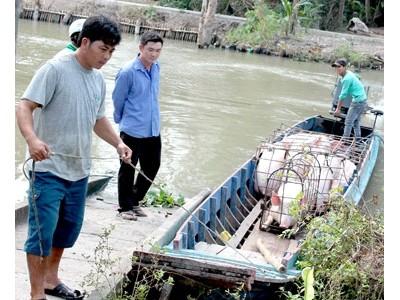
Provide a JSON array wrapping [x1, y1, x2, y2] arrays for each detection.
[[118, 132, 161, 212]]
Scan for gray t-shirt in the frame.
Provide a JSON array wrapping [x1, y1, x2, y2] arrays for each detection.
[[53, 47, 74, 59], [22, 53, 106, 181]]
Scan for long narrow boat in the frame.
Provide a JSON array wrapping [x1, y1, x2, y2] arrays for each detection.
[[133, 112, 383, 292]]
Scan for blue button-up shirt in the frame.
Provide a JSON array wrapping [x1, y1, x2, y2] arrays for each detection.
[[112, 56, 160, 138]]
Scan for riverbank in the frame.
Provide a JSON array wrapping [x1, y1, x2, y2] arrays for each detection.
[[21, 0, 384, 70]]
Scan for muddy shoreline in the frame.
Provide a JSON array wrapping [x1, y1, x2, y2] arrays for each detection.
[[21, 0, 384, 70]]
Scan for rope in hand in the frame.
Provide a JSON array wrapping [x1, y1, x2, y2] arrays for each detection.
[[23, 159, 45, 259]]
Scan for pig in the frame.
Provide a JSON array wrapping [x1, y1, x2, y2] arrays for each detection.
[[281, 132, 332, 155], [331, 158, 356, 191], [314, 155, 334, 212], [262, 181, 304, 229], [255, 147, 287, 196]]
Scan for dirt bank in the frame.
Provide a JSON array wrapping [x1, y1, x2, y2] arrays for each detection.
[[22, 0, 384, 69], [222, 28, 384, 70]]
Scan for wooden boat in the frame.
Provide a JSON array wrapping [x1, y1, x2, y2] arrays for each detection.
[[133, 112, 383, 292]]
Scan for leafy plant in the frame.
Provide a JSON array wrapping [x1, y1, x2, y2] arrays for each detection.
[[159, 0, 202, 11], [82, 225, 126, 299], [224, 282, 246, 299], [280, 0, 313, 35], [143, 6, 157, 21], [82, 225, 175, 300], [333, 43, 369, 67], [297, 0, 324, 29], [225, 2, 282, 46], [281, 194, 384, 299], [142, 184, 185, 208]]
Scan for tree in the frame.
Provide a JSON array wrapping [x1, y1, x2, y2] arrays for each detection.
[[338, 0, 346, 28], [15, 0, 20, 42], [197, 0, 218, 48], [365, 0, 370, 23]]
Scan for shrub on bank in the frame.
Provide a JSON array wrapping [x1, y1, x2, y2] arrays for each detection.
[[281, 193, 384, 300]]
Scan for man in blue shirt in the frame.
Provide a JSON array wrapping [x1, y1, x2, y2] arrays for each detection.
[[112, 32, 163, 220], [332, 58, 367, 138]]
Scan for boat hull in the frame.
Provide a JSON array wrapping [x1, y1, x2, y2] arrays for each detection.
[[133, 114, 381, 289]]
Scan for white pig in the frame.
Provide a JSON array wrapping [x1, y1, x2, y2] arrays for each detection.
[[330, 157, 357, 191], [255, 147, 287, 196], [314, 155, 334, 212], [281, 133, 332, 155], [262, 181, 304, 229]]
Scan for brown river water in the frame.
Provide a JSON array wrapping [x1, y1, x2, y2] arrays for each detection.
[[15, 20, 384, 211]]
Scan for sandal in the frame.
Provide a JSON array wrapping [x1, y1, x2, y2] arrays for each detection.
[[44, 283, 84, 299]]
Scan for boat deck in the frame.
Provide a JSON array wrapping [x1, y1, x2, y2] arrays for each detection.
[[15, 194, 175, 300]]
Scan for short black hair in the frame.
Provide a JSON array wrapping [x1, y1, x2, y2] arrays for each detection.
[[78, 15, 121, 47], [140, 31, 163, 46], [70, 32, 79, 47]]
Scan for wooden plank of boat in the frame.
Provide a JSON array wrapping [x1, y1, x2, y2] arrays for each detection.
[[132, 250, 256, 289], [228, 201, 262, 248], [241, 220, 302, 271]]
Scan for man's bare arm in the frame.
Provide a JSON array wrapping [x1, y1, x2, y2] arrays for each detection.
[[94, 117, 132, 163], [16, 100, 50, 161]]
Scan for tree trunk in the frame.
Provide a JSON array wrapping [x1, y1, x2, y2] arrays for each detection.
[[33, 0, 42, 21], [373, 0, 382, 24], [338, 0, 346, 29], [289, 0, 299, 35], [15, 0, 20, 43], [197, 0, 208, 47], [365, 0, 370, 24], [197, 0, 218, 48]]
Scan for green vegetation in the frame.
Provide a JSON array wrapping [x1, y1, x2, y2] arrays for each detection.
[[225, 1, 326, 47], [158, 0, 383, 29], [128, 257, 174, 300], [281, 192, 384, 300], [143, 6, 158, 21], [82, 225, 121, 297], [280, 0, 315, 35], [82, 225, 175, 300], [142, 184, 185, 208], [159, 0, 202, 11], [333, 43, 370, 67], [82, 225, 246, 299], [223, 1, 380, 67], [225, 2, 282, 46], [159, 0, 254, 16]]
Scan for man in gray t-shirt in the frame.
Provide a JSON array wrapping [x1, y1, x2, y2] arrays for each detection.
[[16, 16, 132, 300]]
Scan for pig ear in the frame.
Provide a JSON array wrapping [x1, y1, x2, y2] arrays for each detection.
[[271, 192, 281, 206]]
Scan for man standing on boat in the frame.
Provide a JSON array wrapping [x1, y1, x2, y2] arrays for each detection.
[[332, 58, 368, 138], [54, 18, 86, 58], [16, 16, 132, 300], [112, 32, 164, 221]]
